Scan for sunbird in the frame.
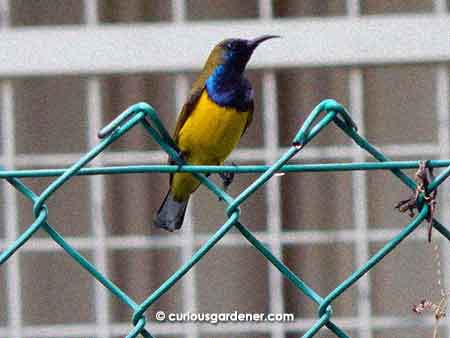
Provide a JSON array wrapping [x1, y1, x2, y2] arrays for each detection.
[[154, 35, 279, 232]]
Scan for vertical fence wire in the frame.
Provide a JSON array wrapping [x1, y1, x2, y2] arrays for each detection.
[[259, 3, 284, 338], [87, 77, 110, 337], [1, 80, 22, 338], [433, 0, 449, 334], [171, 2, 200, 338], [436, 64, 450, 338], [83, 2, 111, 337], [262, 71, 285, 338], [345, 0, 373, 328], [348, 66, 372, 338], [0, 2, 21, 332]]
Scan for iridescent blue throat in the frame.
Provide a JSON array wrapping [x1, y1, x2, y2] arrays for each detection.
[[205, 63, 253, 112]]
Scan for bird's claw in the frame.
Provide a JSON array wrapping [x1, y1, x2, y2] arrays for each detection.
[[219, 172, 235, 191], [395, 160, 437, 242], [219, 162, 237, 191]]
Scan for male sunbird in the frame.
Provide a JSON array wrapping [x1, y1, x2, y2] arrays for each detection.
[[154, 35, 279, 231]]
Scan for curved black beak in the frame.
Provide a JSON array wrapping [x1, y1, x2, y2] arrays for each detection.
[[247, 35, 280, 50]]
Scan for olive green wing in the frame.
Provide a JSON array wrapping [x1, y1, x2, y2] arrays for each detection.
[[173, 69, 219, 143], [173, 45, 223, 142], [172, 86, 204, 144], [169, 87, 203, 177], [169, 66, 217, 175]]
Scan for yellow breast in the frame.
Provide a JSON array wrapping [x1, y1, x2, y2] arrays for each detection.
[[177, 90, 249, 165]]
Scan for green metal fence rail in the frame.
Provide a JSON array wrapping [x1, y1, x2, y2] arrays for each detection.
[[1, 99, 450, 338]]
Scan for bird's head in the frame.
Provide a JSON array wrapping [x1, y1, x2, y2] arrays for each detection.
[[205, 35, 280, 74]]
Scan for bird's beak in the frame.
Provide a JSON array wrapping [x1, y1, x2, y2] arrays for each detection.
[[247, 35, 280, 50]]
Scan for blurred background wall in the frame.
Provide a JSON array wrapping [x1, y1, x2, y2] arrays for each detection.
[[0, 1, 449, 338]]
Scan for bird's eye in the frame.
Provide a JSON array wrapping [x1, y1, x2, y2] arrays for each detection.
[[226, 41, 237, 50]]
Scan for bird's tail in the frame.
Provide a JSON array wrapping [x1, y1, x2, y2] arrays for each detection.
[[154, 190, 189, 232]]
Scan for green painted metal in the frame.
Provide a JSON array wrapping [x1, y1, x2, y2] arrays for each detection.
[[1, 99, 448, 338], [4, 160, 450, 179]]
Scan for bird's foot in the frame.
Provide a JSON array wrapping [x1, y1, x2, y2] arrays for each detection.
[[395, 160, 437, 242], [219, 162, 236, 191]]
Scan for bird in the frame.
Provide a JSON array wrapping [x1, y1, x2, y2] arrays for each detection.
[[154, 35, 279, 232]]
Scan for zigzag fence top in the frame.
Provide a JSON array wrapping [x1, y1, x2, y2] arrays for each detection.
[[1, 99, 450, 338]]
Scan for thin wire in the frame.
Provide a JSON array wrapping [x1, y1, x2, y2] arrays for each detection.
[[4, 160, 450, 179]]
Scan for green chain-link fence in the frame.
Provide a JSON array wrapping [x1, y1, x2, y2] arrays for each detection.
[[1, 99, 450, 338]]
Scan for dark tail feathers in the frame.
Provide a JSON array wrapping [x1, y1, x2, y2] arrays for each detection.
[[154, 191, 189, 232]]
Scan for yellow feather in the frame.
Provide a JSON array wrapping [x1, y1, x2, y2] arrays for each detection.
[[171, 90, 250, 201]]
